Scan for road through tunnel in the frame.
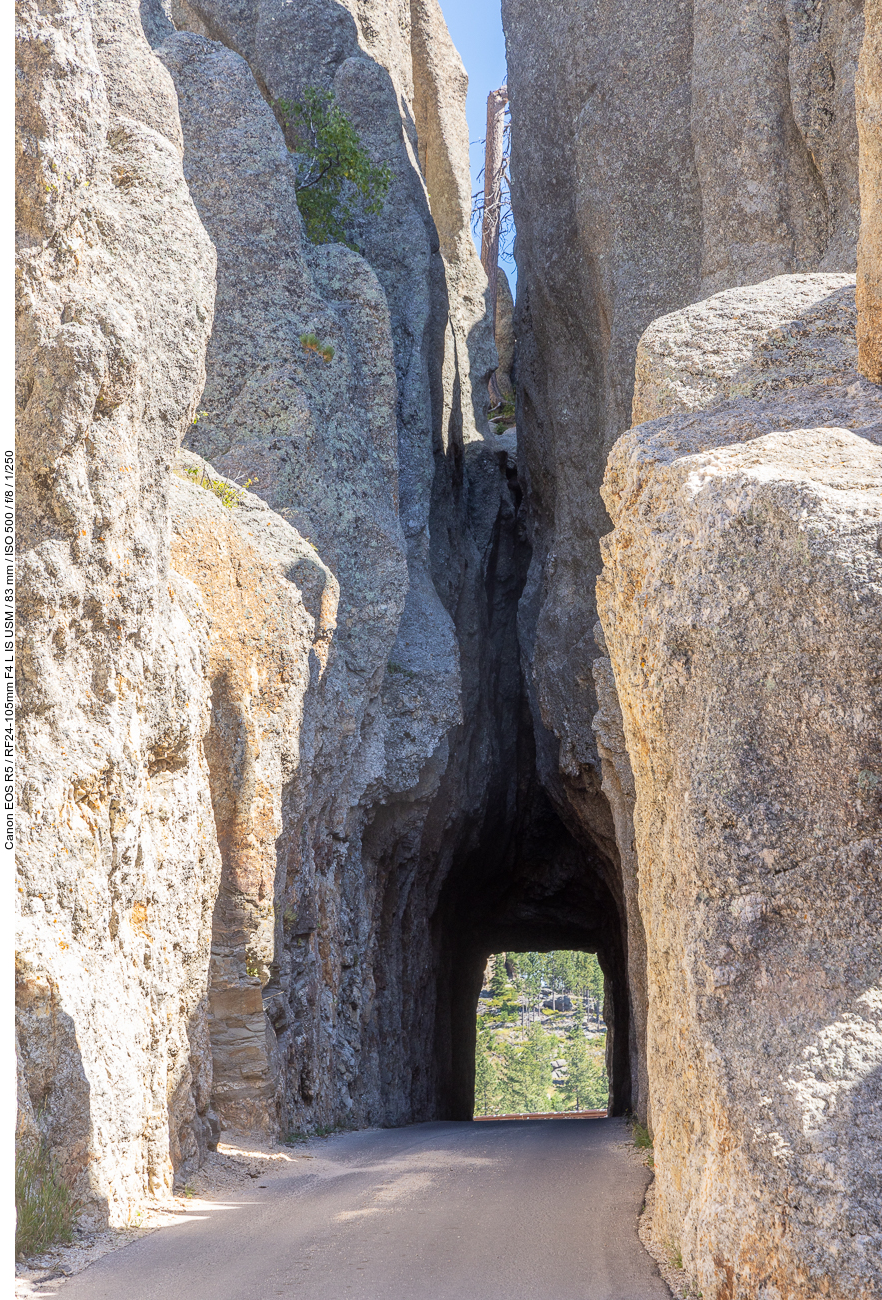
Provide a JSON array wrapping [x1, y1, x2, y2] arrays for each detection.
[[429, 776, 637, 1123], [353, 424, 646, 1138], [409, 398, 645, 1133]]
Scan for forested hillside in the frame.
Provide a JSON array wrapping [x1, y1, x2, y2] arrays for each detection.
[[475, 952, 608, 1115]]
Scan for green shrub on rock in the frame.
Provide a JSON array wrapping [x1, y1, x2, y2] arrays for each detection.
[[278, 88, 391, 249]]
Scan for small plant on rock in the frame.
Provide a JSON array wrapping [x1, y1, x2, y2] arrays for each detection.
[[632, 1119, 655, 1167], [277, 88, 392, 249], [490, 392, 516, 430], [300, 331, 335, 363], [183, 463, 252, 509]]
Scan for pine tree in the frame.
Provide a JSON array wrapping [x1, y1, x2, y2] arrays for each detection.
[[474, 1026, 499, 1115], [489, 954, 510, 997], [276, 88, 391, 249], [562, 1033, 607, 1111]]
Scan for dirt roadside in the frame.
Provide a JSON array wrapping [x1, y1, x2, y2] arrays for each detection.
[[15, 1130, 309, 1297]]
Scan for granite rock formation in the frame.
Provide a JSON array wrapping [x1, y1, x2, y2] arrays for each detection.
[[16, 0, 560, 1219], [598, 273, 882, 1299], [502, 0, 869, 1122], [16, 0, 881, 1289], [502, 1, 880, 1291], [15, 0, 218, 1221], [169, 452, 340, 1133], [857, 0, 882, 380], [142, 0, 625, 1143], [148, 7, 498, 1138], [492, 268, 516, 403]]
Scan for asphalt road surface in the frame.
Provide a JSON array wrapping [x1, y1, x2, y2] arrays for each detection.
[[62, 1117, 671, 1300]]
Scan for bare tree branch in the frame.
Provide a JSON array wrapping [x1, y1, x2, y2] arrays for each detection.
[[479, 87, 509, 332]]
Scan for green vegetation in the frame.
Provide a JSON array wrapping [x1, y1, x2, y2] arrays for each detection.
[[183, 463, 252, 509], [490, 393, 516, 430], [386, 660, 417, 679], [632, 1120, 653, 1149], [277, 88, 392, 248], [283, 1120, 354, 1144], [560, 1007, 606, 1111], [15, 1137, 80, 1260], [300, 331, 335, 363], [632, 1119, 654, 1168], [474, 950, 609, 1116]]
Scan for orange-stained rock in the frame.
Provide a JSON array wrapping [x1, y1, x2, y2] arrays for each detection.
[[170, 453, 338, 1130], [857, 0, 882, 383]]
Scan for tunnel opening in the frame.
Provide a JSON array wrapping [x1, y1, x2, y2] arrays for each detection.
[[429, 768, 635, 1122], [414, 425, 639, 1127], [473, 951, 609, 1118]]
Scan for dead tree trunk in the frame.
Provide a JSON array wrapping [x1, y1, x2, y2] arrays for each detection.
[[480, 85, 509, 340]]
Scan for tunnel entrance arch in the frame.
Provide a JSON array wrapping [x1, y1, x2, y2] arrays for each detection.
[[429, 776, 637, 1122]]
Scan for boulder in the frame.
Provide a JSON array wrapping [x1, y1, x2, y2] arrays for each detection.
[[597, 274, 882, 1299], [542, 995, 572, 1012]]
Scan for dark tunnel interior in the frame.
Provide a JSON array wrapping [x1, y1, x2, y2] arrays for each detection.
[[431, 770, 633, 1122], [414, 426, 637, 1127]]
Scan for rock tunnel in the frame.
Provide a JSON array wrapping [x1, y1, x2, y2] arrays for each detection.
[[15, 0, 881, 1292], [433, 791, 634, 1122]]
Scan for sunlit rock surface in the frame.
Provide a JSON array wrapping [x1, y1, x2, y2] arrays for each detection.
[[598, 275, 882, 1299], [16, 0, 525, 1222], [15, 0, 219, 1222], [857, 0, 882, 381], [501, 0, 866, 1128], [16, 0, 879, 1284], [150, 5, 500, 1138], [169, 453, 340, 1133]]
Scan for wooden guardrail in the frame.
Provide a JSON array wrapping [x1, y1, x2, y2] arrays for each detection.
[[473, 1109, 607, 1121]]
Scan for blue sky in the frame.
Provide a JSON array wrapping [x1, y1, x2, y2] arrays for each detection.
[[437, 0, 509, 261]]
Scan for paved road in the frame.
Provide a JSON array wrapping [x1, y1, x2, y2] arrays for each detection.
[[63, 1118, 671, 1300]]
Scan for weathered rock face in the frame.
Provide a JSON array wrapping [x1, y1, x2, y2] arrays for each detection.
[[139, 0, 622, 1141], [17, 0, 552, 1216], [18, 0, 877, 1286], [15, 0, 219, 1221], [163, 0, 495, 454], [597, 274, 882, 1298], [503, 3, 878, 1281], [148, 18, 481, 1134], [169, 452, 340, 1132], [493, 268, 516, 402], [857, 0, 882, 381], [502, 0, 867, 1121], [632, 273, 861, 425]]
